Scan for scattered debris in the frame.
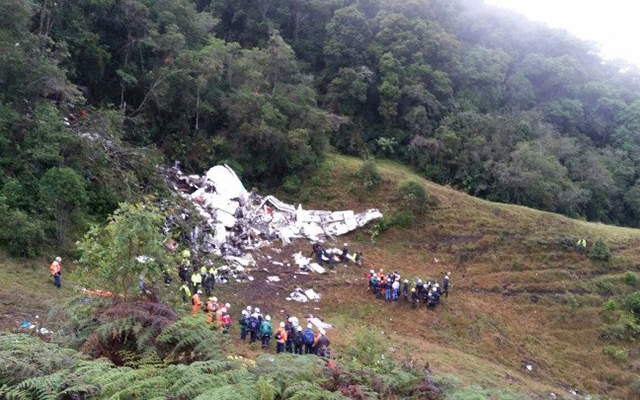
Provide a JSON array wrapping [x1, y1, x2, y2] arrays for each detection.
[[286, 288, 322, 303], [266, 276, 281, 283], [161, 163, 382, 277], [307, 315, 333, 330]]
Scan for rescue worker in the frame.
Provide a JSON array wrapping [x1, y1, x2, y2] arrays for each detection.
[[293, 326, 304, 355], [402, 279, 410, 301], [576, 238, 587, 253], [314, 329, 331, 358], [303, 324, 315, 354], [191, 290, 202, 316], [260, 315, 274, 350], [384, 277, 393, 301], [205, 297, 217, 324], [49, 257, 62, 289], [178, 263, 189, 284], [179, 283, 191, 303], [340, 243, 349, 262], [443, 272, 450, 297], [411, 288, 419, 308], [354, 251, 362, 267], [208, 265, 217, 289], [285, 318, 296, 353], [163, 267, 172, 286], [221, 308, 232, 333], [247, 312, 260, 344], [392, 278, 400, 301], [310, 243, 323, 266], [190, 269, 202, 293], [274, 322, 288, 353], [203, 271, 214, 297], [239, 310, 249, 340], [139, 275, 149, 296]]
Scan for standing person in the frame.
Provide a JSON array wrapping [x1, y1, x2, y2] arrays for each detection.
[[392, 279, 400, 301], [285, 318, 296, 353], [274, 322, 288, 354], [310, 243, 323, 266], [340, 243, 349, 262], [191, 290, 202, 316], [443, 272, 450, 297], [314, 329, 331, 358], [239, 310, 249, 341], [179, 283, 191, 303], [293, 326, 304, 355], [49, 257, 62, 289], [221, 309, 232, 333], [402, 279, 409, 301], [190, 269, 202, 293], [260, 315, 274, 350], [303, 324, 315, 354], [247, 312, 260, 344]]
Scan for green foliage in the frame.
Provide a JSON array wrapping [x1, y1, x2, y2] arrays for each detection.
[[156, 317, 227, 363], [590, 238, 611, 261], [624, 291, 640, 317], [0, 206, 46, 257], [602, 345, 629, 362], [343, 329, 396, 373], [398, 180, 428, 216], [624, 271, 638, 286], [356, 161, 382, 191], [76, 201, 170, 299]]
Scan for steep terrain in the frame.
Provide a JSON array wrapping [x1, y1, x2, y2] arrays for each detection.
[[3, 155, 640, 399]]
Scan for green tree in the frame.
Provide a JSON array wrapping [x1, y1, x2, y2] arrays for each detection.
[[77, 202, 169, 300], [39, 167, 88, 246]]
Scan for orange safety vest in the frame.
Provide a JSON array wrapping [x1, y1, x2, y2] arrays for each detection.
[[49, 261, 61, 275], [191, 294, 201, 316], [275, 328, 287, 343]]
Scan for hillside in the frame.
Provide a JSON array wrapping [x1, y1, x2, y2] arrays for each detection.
[[2, 155, 640, 399]]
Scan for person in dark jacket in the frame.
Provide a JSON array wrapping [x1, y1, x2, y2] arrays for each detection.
[[310, 243, 323, 266], [293, 326, 304, 355], [314, 329, 331, 358]]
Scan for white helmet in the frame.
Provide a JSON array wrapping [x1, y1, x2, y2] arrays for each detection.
[[246, 305, 252, 311], [307, 323, 312, 329], [197, 290, 202, 294], [279, 322, 285, 328], [255, 307, 260, 314], [370, 270, 374, 274], [418, 279, 422, 283], [55, 257, 62, 262], [225, 303, 230, 308], [265, 315, 271, 321], [435, 283, 439, 288], [212, 297, 218, 302], [220, 307, 226, 313], [344, 243, 348, 247], [241, 310, 248, 316], [297, 326, 302, 331], [404, 279, 408, 283]]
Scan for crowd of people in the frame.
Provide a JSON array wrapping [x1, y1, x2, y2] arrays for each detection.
[[238, 308, 331, 357], [367, 269, 451, 309]]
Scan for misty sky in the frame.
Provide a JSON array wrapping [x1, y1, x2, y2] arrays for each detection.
[[485, 0, 638, 66]]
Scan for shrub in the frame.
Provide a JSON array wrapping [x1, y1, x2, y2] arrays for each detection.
[[602, 345, 629, 362], [357, 161, 382, 191], [604, 299, 617, 312], [624, 271, 638, 286], [389, 210, 415, 228], [398, 181, 428, 215], [624, 291, 640, 317], [589, 237, 611, 261], [0, 209, 46, 257]]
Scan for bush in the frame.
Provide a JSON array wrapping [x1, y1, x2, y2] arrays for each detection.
[[624, 271, 638, 286], [0, 209, 46, 257], [625, 291, 640, 317], [389, 210, 415, 228], [398, 181, 428, 215], [602, 345, 629, 362], [589, 237, 611, 261], [357, 161, 382, 191]]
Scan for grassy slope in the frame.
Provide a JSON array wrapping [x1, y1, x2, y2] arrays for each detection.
[[2, 155, 640, 399], [287, 155, 640, 399]]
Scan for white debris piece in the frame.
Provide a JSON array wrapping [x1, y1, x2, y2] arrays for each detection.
[[206, 165, 246, 200], [307, 263, 326, 274], [307, 315, 333, 330], [304, 289, 321, 301], [288, 290, 308, 302], [266, 276, 281, 282]]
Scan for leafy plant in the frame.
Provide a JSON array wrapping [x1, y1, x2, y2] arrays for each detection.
[[589, 237, 611, 261], [398, 180, 428, 216], [357, 161, 382, 191], [624, 271, 638, 286]]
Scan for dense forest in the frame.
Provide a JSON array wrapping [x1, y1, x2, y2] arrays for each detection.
[[3, 0, 640, 255]]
